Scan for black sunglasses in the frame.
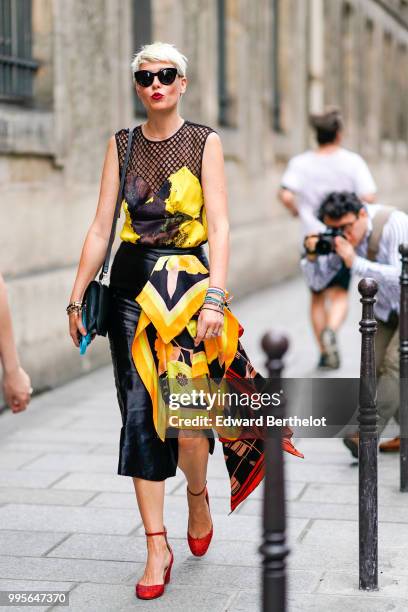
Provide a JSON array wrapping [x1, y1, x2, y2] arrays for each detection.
[[134, 67, 179, 87]]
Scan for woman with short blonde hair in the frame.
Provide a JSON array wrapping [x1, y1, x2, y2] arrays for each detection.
[[131, 41, 188, 78], [68, 41, 303, 601]]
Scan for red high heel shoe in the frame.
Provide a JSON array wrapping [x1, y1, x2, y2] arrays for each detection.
[[135, 526, 174, 600], [187, 481, 213, 557]]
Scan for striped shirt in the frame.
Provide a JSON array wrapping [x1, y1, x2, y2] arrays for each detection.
[[301, 204, 408, 322]]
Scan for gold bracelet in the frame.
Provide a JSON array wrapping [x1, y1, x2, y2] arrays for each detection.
[[66, 308, 81, 316], [66, 301, 82, 315]]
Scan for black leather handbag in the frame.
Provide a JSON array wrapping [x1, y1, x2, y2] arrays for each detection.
[[81, 127, 134, 338]]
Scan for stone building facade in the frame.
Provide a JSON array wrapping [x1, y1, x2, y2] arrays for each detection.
[[1, 0, 408, 391]]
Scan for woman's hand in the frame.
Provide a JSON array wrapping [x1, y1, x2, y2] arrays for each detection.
[[69, 311, 87, 348], [2, 366, 32, 413], [194, 308, 224, 347]]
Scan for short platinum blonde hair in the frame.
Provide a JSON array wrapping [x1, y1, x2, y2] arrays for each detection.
[[131, 42, 188, 83]]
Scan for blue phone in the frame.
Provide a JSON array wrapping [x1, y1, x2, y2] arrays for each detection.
[[79, 310, 92, 355]]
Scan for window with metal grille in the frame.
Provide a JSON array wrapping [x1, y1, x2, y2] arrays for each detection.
[[217, 0, 238, 127], [217, 0, 228, 126], [0, 0, 39, 103], [132, 0, 152, 118]]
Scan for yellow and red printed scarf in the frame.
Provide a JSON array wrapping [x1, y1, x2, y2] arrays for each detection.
[[131, 254, 304, 513]]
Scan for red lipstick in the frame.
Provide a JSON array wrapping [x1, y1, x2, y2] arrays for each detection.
[[152, 93, 164, 100]]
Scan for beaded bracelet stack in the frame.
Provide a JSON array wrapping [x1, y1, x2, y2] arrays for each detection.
[[66, 301, 82, 316], [200, 286, 232, 316]]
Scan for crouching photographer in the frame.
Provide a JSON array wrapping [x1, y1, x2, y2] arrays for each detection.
[[302, 191, 408, 457]]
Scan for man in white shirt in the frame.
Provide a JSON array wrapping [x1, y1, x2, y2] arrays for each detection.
[[302, 191, 406, 456], [279, 108, 376, 369]]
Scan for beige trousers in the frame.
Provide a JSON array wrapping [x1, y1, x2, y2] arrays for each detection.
[[375, 317, 400, 436]]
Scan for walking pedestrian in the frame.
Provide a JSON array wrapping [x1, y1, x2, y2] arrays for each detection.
[[67, 42, 303, 600], [279, 107, 376, 369], [0, 274, 32, 413], [302, 191, 406, 457]]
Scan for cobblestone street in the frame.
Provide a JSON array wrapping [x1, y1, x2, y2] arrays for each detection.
[[0, 276, 406, 611]]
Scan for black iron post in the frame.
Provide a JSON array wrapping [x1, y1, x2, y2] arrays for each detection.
[[399, 244, 408, 492], [259, 331, 289, 612], [358, 278, 378, 591]]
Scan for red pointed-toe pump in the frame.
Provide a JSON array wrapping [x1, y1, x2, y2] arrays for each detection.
[[135, 526, 174, 600], [187, 480, 213, 557]]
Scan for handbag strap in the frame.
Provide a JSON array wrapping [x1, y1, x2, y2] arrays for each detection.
[[99, 127, 134, 281], [367, 205, 396, 262]]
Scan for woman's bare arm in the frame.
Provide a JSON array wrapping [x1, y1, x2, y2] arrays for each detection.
[[0, 274, 31, 412], [194, 132, 229, 346], [201, 132, 229, 290], [68, 135, 120, 346]]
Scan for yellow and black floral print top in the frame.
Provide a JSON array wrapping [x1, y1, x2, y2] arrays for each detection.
[[114, 120, 214, 248]]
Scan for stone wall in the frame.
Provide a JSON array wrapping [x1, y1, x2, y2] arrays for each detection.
[[0, 0, 134, 393], [1, 0, 408, 394]]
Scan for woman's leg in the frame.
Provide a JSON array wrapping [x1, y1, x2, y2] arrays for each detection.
[[177, 431, 212, 538], [108, 289, 174, 586], [132, 477, 172, 586]]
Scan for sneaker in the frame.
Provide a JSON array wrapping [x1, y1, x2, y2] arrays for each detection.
[[379, 437, 400, 452], [343, 433, 359, 458], [317, 353, 331, 369], [320, 328, 340, 369]]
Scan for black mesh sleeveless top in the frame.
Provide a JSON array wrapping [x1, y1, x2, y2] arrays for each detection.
[[114, 120, 215, 248]]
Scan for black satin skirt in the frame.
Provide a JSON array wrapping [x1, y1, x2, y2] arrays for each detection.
[[108, 242, 215, 480]]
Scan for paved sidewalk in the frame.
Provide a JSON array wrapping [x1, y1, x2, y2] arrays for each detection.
[[0, 276, 406, 611]]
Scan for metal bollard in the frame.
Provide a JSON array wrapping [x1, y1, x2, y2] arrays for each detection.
[[259, 331, 289, 612], [399, 244, 408, 492], [358, 278, 378, 591]]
